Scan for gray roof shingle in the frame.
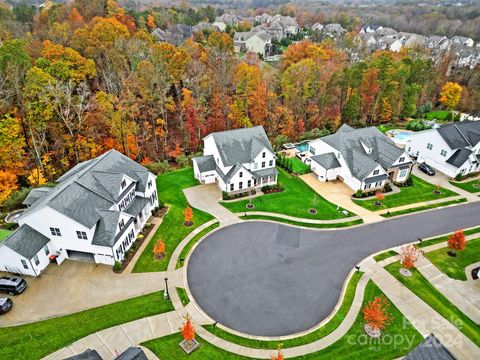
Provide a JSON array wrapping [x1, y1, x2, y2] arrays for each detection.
[[124, 196, 149, 217], [116, 347, 148, 360], [22, 187, 52, 206], [2, 224, 50, 259], [311, 153, 341, 170], [446, 148, 472, 168], [404, 334, 456, 360], [92, 210, 132, 247], [194, 155, 216, 172], [63, 349, 102, 360], [437, 120, 480, 150], [210, 126, 274, 167]]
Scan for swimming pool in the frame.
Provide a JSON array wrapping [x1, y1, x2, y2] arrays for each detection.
[[295, 142, 310, 152], [388, 130, 413, 146], [393, 131, 412, 141]]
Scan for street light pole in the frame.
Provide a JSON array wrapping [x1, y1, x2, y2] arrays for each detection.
[[164, 277, 170, 301]]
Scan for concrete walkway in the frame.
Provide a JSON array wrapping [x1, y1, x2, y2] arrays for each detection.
[[123, 216, 163, 273], [376, 195, 467, 215], [184, 184, 241, 226], [238, 210, 362, 224], [300, 173, 384, 223], [364, 259, 480, 360]]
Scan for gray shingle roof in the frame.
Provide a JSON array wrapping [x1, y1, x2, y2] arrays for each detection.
[[194, 155, 216, 172], [64, 349, 102, 360], [364, 174, 389, 184], [116, 347, 148, 360], [124, 196, 149, 217], [210, 126, 274, 167], [2, 224, 50, 259], [20, 150, 151, 229], [252, 167, 278, 178], [311, 153, 341, 170], [319, 125, 403, 181], [437, 120, 480, 149], [92, 210, 130, 247], [404, 334, 456, 360], [446, 148, 472, 168], [22, 187, 52, 206]]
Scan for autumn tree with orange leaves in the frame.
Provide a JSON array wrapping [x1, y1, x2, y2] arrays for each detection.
[[399, 244, 422, 269], [184, 206, 193, 226], [271, 349, 284, 360], [448, 229, 466, 255], [363, 296, 394, 336], [153, 240, 166, 260], [181, 315, 196, 342]]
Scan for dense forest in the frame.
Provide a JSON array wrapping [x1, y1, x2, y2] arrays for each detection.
[[0, 0, 478, 204]]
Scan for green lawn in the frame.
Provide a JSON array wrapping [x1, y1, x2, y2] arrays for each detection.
[[222, 168, 352, 220], [0, 291, 173, 360], [374, 250, 398, 262], [424, 238, 480, 281], [425, 110, 450, 120], [449, 179, 480, 193], [381, 198, 467, 218], [133, 168, 213, 273], [386, 261, 480, 346], [176, 222, 219, 269], [143, 280, 423, 360], [176, 287, 190, 306], [290, 157, 311, 174], [353, 175, 458, 211], [0, 228, 11, 242], [240, 215, 362, 228]]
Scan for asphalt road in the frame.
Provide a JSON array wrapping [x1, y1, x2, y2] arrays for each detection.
[[187, 201, 480, 337]]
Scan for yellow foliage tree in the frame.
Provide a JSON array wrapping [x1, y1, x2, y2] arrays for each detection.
[[28, 168, 47, 186], [0, 170, 18, 204], [439, 82, 462, 110]]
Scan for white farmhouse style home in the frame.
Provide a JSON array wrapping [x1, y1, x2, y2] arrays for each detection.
[[308, 124, 413, 193], [193, 126, 278, 194], [234, 30, 273, 57], [0, 150, 158, 276], [407, 120, 480, 178]]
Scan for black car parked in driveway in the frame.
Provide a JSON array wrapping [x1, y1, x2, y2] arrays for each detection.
[[418, 162, 436, 176], [0, 298, 13, 314], [0, 276, 27, 295]]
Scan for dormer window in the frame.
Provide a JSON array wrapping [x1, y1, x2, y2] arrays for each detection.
[[399, 157, 405, 162], [148, 180, 152, 189], [121, 179, 127, 189], [119, 219, 125, 231], [373, 169, 379, 175]]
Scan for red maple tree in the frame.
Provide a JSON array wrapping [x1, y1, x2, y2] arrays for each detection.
[[184, 206, 193, 225], [375, 192, 385, 201], [181, 316, 196, 342], [399, 244, 422, 269], [448, 229, 466, 252], [363, 296, 394, 331]]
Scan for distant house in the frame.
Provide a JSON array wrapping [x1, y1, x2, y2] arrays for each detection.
[[453, 46, 480, 69], [234, 31, 273, 56], [427, 35, 451, 52], [308, 124, 413, 193], [212, 13, 243, 31], [407, 120, 480, 178], [451, 36, 474, 48], [376, 27, 398, 38], [322, 23, 347, 38], [253, 14, 299, 40], [192, 22, 219, 33], [192, 126, 278, 194], [377, 37, 403, 52], [361, 25, 382, 34], [311, 23, 324, 32], [0, 150, 158, 276], [151, 24, 192, 46]]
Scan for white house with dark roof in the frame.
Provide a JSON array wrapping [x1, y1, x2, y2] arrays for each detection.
[[0, 150, 158, 276], [192, 126, 278, 194], [234, 30, 273, 56], [407, 120, 480, 178], [308, 124, 413, 193]]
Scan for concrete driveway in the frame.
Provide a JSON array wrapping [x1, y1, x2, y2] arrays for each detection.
[[187, 201, 480, 337], [0, 261, 180, 326], [184, 184, 240, 226], [300, 173, 383, 223]]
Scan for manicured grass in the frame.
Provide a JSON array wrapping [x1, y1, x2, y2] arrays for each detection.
[[386, 261, 480, 346], [240, 215, 363, 228], [176, 287, 190, 306], [204, 272, 364, 349], [374, 250, 398, 262], [424, 238, 480, 280], [381, 198, 467, 218], [0, 291, 173, 360], [353, 176, 458, 211], [418, 226, 480, 248], [0, 228, 12, 242], [425, 110, 450, 120], [143, 333, 250, 359], [449, 179, 480, 193], [290, 157, 311, 174], [222, 168, 352, 220], [133, 168, 213, 273], [176, 222, 219, 269], [144, 280, 423, 360]]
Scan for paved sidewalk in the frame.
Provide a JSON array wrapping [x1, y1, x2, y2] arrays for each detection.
[[376, 195, 467, 215], [239, 210, 362, 224], [300, 173, 384, 223], [364, 260, 480, 360], [123, 216, 163, 273], [184, 184, 241, 226]]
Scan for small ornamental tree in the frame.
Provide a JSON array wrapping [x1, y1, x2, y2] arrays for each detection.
[[184, 206, 193, 226], [374, 191, 384, 206], [362, 296, 394, 337], [153, 240, 166, 260], [399, 244, 422, 269], [181, 315, 196, 342], [447, 229, 466, 255]]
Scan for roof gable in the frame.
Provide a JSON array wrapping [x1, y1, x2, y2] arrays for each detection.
[[2, 224, 50, 259]]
